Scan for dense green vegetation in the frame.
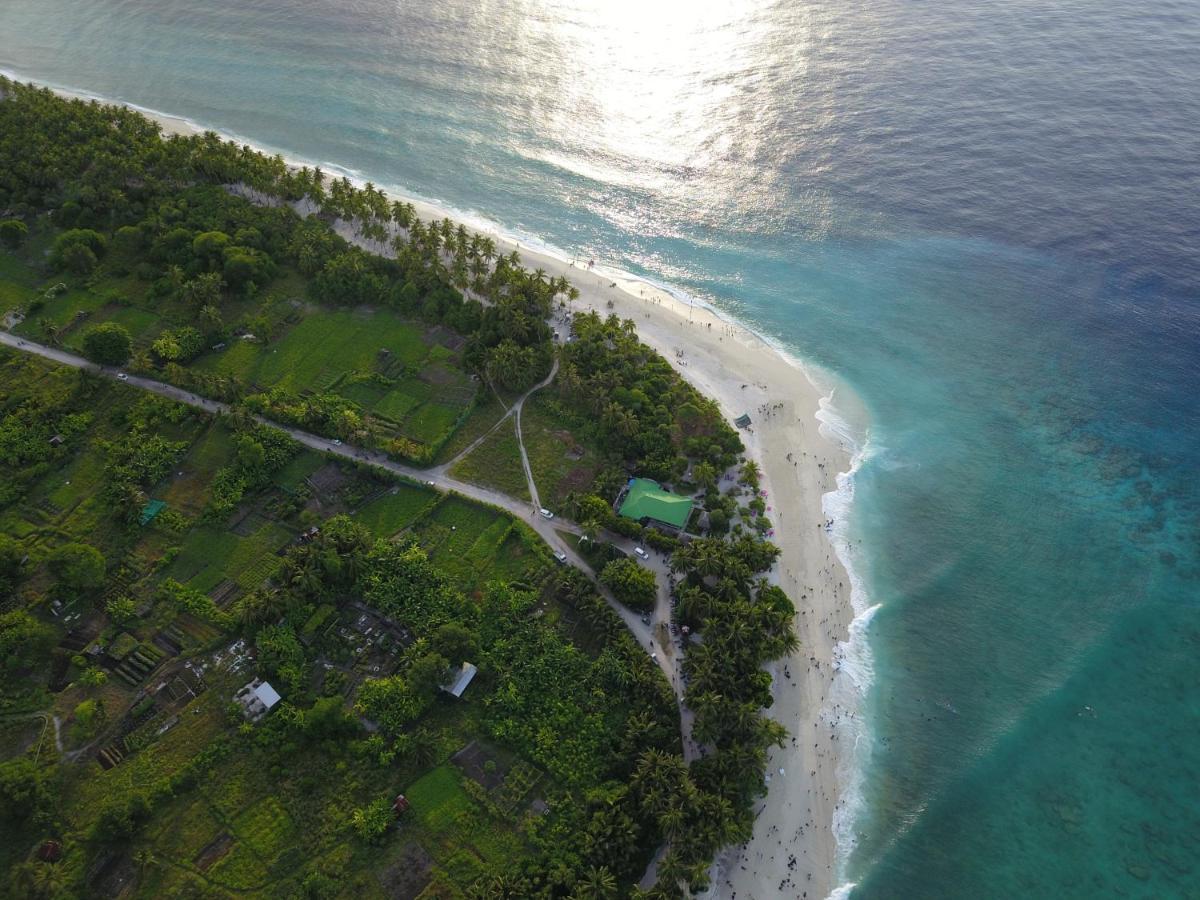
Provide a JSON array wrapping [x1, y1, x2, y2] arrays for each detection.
[[0, 78, 807, 897], [0, 351, 681, 897]]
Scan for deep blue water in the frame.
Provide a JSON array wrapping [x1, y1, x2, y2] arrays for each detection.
[[3, 1, 1199, 895]]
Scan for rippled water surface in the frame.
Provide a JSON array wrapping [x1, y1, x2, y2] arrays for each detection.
[[3, 1, 1198, 895]]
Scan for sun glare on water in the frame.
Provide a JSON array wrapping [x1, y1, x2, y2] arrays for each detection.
[[522, 0, 786, 194]]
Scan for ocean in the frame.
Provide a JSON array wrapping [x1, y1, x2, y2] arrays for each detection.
[[3, 0, 1198, 896]]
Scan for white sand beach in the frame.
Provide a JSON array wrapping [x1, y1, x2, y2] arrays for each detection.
[[35, 84, 857, 898]]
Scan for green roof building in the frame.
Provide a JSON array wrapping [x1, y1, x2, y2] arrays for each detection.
[[617, 478, 693, 532]]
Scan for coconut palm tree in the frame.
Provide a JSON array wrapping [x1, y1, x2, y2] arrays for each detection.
[[572, 866, 617, 899]]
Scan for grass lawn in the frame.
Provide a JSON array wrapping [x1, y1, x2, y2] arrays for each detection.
[[13, 284, 107, 339], [205, 840, 272, 890], [448, 420, 530, 502], [158, 423, 238, 514], [484, 527, 548, 586], [353, 483, 438, 538], [0, 248, 41, 310], [272, 450, 325, 491], [233, 796, 297, 858]]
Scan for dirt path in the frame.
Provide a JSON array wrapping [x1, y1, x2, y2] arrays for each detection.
[[512, 356, 558, 513]]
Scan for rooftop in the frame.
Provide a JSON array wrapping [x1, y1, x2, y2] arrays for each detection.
[[442, 661, 478, 698], [617, 478, 693, 530], [252, 681, 282, 710]]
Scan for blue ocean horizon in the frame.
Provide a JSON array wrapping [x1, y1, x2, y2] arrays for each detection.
[[3, 0, 1198, 896]]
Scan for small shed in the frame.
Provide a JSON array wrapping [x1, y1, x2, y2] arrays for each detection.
[[441, 662, 478, 699], [234, 678, 282, 722], [393, 794, 410, 816], [49, 434, 65, 447], [734, 413, 752, 429]]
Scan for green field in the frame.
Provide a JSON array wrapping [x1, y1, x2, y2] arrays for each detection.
[[195, 308, 476, 447], [522, 394, 602, 509]]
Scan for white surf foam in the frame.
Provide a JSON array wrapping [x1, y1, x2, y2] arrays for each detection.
[[818, 388, 883, 889]]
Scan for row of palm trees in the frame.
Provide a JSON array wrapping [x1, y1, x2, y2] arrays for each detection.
[[283, 166, 580, 313]]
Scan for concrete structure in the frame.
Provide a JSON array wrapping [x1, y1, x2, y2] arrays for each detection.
[[234, 678, 281, 722]]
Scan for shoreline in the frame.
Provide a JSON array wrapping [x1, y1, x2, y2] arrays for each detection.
[[6, 72, 860, 897]]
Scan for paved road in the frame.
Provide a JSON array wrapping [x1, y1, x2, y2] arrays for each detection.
[[0, 331, 686, 698]]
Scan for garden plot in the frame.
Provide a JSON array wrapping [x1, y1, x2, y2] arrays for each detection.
[[161, 522, 292, 594], [353, 483, 438, 538], [402, 764, 526, 886]]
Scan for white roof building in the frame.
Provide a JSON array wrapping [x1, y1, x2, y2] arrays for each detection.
[[235, 678, 282, 722], [441, 662, 477, 699]]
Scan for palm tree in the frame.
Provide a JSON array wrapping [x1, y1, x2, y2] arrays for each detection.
[[411, 727, 440, 767], [134, 847, 157, 883], [38, 318, 61, 345], [572, 866, 617, 899]]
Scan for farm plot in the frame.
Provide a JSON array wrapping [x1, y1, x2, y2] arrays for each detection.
[[402, 765, 526, 887], [353, 483, 438, 538], [161, 522, 292, 594], [196, 308, 477, 450], [411, 499, 511, 590]]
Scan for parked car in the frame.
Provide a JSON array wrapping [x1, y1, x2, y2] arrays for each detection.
[[633, 546, 649, 560], [554, 550, 568, 564], [116, 372, 128, 380], [539, 508, 554, 520]]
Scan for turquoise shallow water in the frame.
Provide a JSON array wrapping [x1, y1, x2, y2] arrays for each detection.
[[2, 1, 1199, 896]]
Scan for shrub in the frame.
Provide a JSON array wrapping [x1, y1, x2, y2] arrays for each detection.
[[351, 796, 393, 844], [50, 228, 107, 272], [600, 558, 657, 612], [0, 219, 28, 249], [81, 322, 132, 365], [47, 542, 107, 593]]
